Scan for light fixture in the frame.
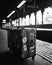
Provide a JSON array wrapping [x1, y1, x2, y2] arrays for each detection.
[[17, 0, 26, 8], [7, 10, 15, 18], [2, 19, 6, 23]]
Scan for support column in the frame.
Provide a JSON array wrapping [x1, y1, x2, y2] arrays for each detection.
[[41, 9, 44, 24], [23, 6, 26, 26], [34, 2, 37, 28]]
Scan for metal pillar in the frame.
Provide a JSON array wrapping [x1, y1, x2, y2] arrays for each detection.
[[34, 1, 37, 28], [41, 9, 44, 24]]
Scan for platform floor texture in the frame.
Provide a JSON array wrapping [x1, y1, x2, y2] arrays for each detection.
[[36, 39, 52, 62]]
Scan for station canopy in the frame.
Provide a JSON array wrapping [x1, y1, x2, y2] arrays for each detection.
[[1, 0, 52, 24], [8, 0, 52, 20]]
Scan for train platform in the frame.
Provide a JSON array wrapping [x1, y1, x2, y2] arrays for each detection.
[[36, 39, 52, 63], [0, 51, 52, 65], [0, 29, 52, 65], [0, 39, 52, 65]]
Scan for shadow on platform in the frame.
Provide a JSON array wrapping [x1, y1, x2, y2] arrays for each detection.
[[0, 51, 35, 65]]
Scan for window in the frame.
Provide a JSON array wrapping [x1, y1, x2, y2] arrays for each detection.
[[30, 12, 35, 25], [36, 10, 42, 25], [43, 7, 52, 24], [12, 20, 16, 26], [26, 15, 30, 26], [22, 17, 26, 26]]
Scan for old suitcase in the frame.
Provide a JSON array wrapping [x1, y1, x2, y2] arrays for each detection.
[[22, 28, 36, 59], [8, 28, 36, 60]]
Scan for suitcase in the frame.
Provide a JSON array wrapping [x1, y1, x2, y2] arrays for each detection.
[[22, 28, 36, 59], [8, 28, 36, 60]]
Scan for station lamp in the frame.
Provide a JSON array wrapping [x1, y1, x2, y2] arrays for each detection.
[[2, 19, 6, 28], [2, 19, 6, 23], [17, 0, 26, 8], [7, 10, 15, 18]]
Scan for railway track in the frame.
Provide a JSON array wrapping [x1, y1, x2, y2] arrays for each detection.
[[36, 39, 52, 63]]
